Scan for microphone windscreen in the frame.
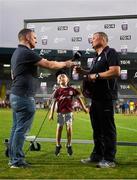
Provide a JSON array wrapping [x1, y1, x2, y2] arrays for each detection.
[[73, 51, 82, 60]]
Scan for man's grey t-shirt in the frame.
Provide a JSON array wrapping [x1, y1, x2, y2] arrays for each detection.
[[11, 44, 42, 97]]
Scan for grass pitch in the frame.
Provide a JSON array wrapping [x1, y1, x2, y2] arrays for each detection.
[[0, 109, 137, 179]]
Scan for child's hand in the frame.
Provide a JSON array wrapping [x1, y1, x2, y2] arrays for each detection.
[[84, 107, 89, 113], [49, 115, 54, 121]]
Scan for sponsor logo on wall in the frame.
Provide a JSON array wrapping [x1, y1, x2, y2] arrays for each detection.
[[39, 49, 52, 56], [40, 26, 52, 32], [88, 37, 92, 44], [73, 25, 80, 32], [57, 26, 68, 31], [120, 70, 128, 80], [120, 35, 131, 40], [27, 24, 35, 32], [88, 34, 92, 44], [71, 37, 82, 42], [72, 46, 80, 53], [104, 24, 115, 29], [57, 49, 67, 54], [120, 45, 128, 54], [41, 36, 48, 45], [120, 60, 131, 65], [120, 84, 130, 89], [54, 37, 66, 44], [121, 22, 128, 31]]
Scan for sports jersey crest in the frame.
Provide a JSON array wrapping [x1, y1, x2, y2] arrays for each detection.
[[69, 91, 73, 95]]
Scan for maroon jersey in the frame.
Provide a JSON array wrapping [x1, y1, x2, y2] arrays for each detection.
[[54, 86, 80, 113]]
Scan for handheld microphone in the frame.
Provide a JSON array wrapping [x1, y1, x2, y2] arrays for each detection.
[[72, 51, 82, 61]]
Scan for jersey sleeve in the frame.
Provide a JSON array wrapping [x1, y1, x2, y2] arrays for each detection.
[[53, 89, 59, 99], [72, 88, 81, 97]]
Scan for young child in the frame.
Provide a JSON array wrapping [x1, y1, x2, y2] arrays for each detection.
[[49, 71, 88, 156]]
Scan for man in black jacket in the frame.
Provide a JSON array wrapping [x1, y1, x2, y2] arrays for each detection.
[[76, 32, 120, 168]]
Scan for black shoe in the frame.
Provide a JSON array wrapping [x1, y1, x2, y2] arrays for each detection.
[[55, 145, 62, 156], [66, 145, 73, 156]]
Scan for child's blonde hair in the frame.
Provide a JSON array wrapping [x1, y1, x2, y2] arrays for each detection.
[[57, 74, 69, 85]]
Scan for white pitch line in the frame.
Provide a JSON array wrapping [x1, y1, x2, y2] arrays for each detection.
[[75, 116, 90, 122], [117, 125, 137, 132], [79, 118, 137, 132], [75, 115, 137, 133]]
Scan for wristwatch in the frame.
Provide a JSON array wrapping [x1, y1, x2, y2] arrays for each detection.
[[95, 73, 100, 79]]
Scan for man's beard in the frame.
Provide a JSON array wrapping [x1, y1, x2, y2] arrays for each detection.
[[30, 43, 35, 49], [92, 43, 102, 50]]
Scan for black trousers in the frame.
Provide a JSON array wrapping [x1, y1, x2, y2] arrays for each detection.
[[89, 100, 116, 162]]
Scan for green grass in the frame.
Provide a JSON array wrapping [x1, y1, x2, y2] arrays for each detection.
[[0, 109, 137, 179]]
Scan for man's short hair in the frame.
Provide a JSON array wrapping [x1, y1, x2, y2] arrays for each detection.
[[18, 28, 33, 40], [94, 32, 108, 42]]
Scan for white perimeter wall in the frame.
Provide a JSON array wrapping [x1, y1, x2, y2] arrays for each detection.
[[0, 0, 137, 48]]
